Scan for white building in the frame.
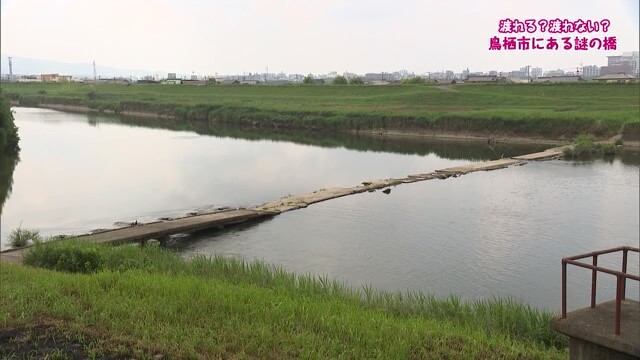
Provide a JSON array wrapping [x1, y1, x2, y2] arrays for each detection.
[[581, 65, 600, 79]]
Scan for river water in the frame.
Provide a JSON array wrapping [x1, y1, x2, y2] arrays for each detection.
[[2, 107, 638, 311]]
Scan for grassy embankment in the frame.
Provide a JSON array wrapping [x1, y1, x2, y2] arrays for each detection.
[[2, 82, 639, 140], [1, 240, 567, 359]]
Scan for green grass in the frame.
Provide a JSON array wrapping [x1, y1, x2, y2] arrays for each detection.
[[0, 240, 568, 359], [2, 82, 639, 138], [563, 134, 621, 158]]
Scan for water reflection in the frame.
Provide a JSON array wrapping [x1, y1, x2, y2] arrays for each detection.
[[0, 154, 19, 216], [103, 115, 553, 161], [179, 160, 639, 311], [4, 107, 535, 247]]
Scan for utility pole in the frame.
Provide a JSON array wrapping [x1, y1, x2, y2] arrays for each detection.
[[8, 57, 13, 81]]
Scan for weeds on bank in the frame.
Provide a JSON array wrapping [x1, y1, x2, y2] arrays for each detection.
[[7, 227, 41, 248], [20, 239, 567, 351], [563, 134, 620, 158]]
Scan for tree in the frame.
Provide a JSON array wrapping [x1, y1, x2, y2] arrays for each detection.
[[303, 75, 314, 84], [333, 76, 348, 85], [349, 77, 364, 85], [0, 89, 20, 155]]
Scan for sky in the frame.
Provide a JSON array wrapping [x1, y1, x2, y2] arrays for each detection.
[[1, 0, 638, 76]]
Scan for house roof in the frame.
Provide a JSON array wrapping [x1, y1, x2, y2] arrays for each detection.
[[594, 73, 638, 80]]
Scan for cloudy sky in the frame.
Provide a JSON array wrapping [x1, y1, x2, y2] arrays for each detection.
[[1, 0, 638, 75]]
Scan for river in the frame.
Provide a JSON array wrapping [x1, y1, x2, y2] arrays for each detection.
[[2, 107, 638, 311]]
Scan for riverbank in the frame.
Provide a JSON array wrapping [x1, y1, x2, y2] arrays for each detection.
[[1, 240, 567, 359], [3, 82, 639, 143]]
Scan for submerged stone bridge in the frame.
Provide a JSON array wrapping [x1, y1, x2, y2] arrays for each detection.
[[0, 147, 565, 264]]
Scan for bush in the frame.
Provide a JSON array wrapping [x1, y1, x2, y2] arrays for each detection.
[[0, 89, 20, 154], [564, 134, 620, 158], [23, 239, 182, 274], [402, 76, 426, 84], [24, 240, 103, 273], [349, 77, 364, 85], [302, 75, 314, 85], [598, 143, 618, 156], [573, 134, 594, 156], [7, 227, 41, 248], [332, 76, 348, 85]]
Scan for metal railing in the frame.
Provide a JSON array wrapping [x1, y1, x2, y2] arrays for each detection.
[[562, 246, 639, 335]]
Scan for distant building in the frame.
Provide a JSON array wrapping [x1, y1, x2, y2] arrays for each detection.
[[136, 79, 160, 84], [533, 75, 582, 83], [40, 73, 71, 82], [593, 73, 638, 83], [98, 77, 130, 84], [343, 72, 358, 79], [544, 69, 565, 77], [465, 75, 502, 83], [182, 79, 206, 85], [601, 52, 638, 76], [531, 67, 543, 79], [581, 65, 600, 79], [509, 68, 528, 79], [16, 75, 41, 83], [167, 73, 177, 80], [364, 73, 394, 81], [623, 51, 640, 75]]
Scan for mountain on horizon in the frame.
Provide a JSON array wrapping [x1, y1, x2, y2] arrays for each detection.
[[0, 54, 163, 78]]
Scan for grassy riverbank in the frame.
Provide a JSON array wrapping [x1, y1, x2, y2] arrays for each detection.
[[2, 82, 639, 139], [1, 241, 566, 359]]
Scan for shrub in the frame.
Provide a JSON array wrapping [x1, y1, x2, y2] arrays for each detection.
[[573, 134, 594, 157], [7, 227, 41, 248], [24, 240, 103, 273], [302, 75, 314, 84], [332, 76, 348, 85], [599, 143, 618, 156], [349, 77, 364, 85], [0, 89, 20, 154], [402, 76, 426, 84]]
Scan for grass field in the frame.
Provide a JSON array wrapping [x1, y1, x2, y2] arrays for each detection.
[[2, 82, 639, 139], [0, 240, 567, 359]]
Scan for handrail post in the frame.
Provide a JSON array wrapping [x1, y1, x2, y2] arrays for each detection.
[[591, 255, 598, 308], [615, 275, 622, 335], [562, 259, 567, 318], [621, 249, 628, 300]]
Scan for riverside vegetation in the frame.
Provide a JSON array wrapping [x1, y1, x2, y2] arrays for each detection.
[[2, 82, 639, 140], [1, 239, 568, 359], [0, 89, 20, 214]]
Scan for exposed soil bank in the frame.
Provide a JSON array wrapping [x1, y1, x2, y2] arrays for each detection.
[[354, 128, 570, 146], [38, 103, 176, 119], [0, 324, 142, 359]]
